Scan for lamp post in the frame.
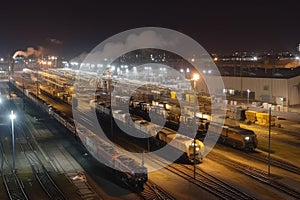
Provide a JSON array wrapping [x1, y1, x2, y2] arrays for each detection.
[[145, 66, 152, 83], [268, 107, 271, 176], [22, 69, 26, 110], [9, 110, 16, 173], [191, 73, 199, 179], [36, 69, 39, 97], [192, 73, 200, 93], [247, 89, 250, 105], [280, 97, 284, 112]]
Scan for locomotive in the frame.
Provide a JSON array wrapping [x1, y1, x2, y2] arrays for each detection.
[[208, 122, 258, 151]]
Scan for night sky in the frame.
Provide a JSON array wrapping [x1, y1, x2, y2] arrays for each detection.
[[1, 1, 300, 59]]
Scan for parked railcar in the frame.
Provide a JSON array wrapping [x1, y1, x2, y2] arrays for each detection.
[[126, 98, 208, 138], [208, 122, 258, 151], [155, 127, 204, 163], [77, 124, 148, 188], [112, 109, 205, 163]]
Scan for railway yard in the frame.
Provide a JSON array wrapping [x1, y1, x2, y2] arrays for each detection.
[[0, 66, 299, 200]]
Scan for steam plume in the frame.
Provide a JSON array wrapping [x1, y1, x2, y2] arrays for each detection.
[[13, 46, 44, 59]]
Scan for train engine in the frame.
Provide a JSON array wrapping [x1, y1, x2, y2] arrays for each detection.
[[209, 123, 258, 151]]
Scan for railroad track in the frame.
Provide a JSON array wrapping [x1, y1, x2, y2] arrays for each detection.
[[12, 95, 102, 200], [208, 152, 300, 199], [245, 151, 300, 175], [138, 179, 176, 200], [215, 143, 300, 175], [82, 109, 253, 200], [148, 156, 255, 200], [11, 99, 67, 200], [0, 139, 28, 200], [19, 141, 66, 200]]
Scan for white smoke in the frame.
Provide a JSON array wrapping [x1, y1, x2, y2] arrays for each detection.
[[69, 52, 89, 63], [13, 46, 44, 59], [70, 30, 176, 64], [47, 38, 63, 45]]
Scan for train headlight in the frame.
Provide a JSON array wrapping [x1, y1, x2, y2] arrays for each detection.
[[195, 147, 200, 151], [245, 136, 250, 141]]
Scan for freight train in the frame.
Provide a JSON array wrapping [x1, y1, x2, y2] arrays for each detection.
[[18, 88, 148, 189], [76, 123, 148, 188], [113, 96, 210, 139], [94, 99, 205, 163], [113, 96, 257, 151], [113, 109, 204, 163], [208, 122, 258, 151]]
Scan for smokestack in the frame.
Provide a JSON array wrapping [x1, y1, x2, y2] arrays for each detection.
[[12, 46, 44, 59]]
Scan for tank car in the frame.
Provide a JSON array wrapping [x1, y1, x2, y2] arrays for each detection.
[[112, 109, 205, 163], [155, 127, 204, 163]]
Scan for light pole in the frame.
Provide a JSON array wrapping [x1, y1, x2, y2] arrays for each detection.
[[191, 73, 199, 179], [192, 73, 199, 93], [180, 69, 185, 79], [9, 110, 16, 173], [268, 107, 271, 176], [36, 69, 39, 97], [22, 69, 26, 110], [247, 89, 250, 105], [280, 97, 284, 112]]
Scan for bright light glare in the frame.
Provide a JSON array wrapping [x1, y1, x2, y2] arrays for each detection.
[[9, 110, 16, 120], [192, 73, 200, 81]]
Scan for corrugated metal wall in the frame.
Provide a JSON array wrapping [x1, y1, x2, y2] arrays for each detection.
[[210, 76, 296, 105], [196, 75, 299, 105], [222, 76, 287, 102], [287, 76, 300, 105]]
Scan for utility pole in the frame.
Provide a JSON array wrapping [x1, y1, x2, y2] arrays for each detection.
[[22, 73, 25, 110], [36, 69, 39, 97], [9, 110, 16, 173], [268, 107, 271, 176], [193, 137, 196, 179]]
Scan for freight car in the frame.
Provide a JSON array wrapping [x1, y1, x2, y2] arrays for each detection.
[[15, 81, 148, 188], [155, 126, 204, 163], [112, 109, 205, 163], [28, 95, 148, 189], [125, 98, 210, 139], [208, 122, 258, 151], [75, 123, 148, 188]]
